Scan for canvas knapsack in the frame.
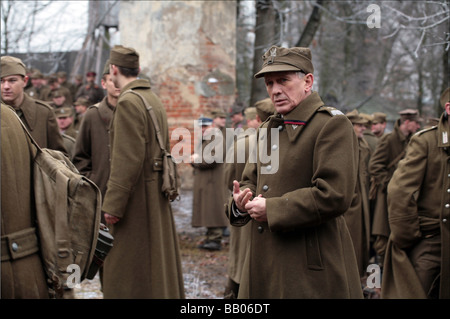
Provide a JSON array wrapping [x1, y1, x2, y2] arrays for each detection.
[[17, 114, 106, 298], [124, 89, 181, 201]]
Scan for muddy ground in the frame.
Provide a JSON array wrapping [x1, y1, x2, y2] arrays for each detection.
[[74, 189, 230, 299]]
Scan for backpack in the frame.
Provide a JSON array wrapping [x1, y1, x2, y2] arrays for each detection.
[[17, 114, 107, 298], [124, 89, 181, 201]]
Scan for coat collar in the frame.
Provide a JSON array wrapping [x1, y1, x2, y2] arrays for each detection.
[[121, 79, 151, 94], [271, 91, 324, 143], [437, 112, 450, 149], [18, 93, 37, 131]]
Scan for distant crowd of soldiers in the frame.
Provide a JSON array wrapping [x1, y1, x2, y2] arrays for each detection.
[[1, 47, 449, 300]]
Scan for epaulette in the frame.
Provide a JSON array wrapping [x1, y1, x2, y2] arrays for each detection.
[[414, 125, 437, 137], [88, 102, 100, 109], [318, 106, 344, 116], [35, 99, 54, 111]]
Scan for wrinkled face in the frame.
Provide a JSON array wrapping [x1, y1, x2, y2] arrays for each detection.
[[102, 74, 121, 99], [264, 71, 313, 115], [1, 75, 27, 107]]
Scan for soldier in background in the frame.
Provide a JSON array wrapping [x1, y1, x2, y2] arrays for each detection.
[[75, 71, 105, 105], [345, 110, 372, 280], [49, 89, 72, 109], [73, 59, 120, 200], [40, 76, 72, 104], [1, 56, 67, 155], [361, 113, 378, 154], [230, 101, 247, 129], [57, 71, 77, 99], [223, 98, 275, 299], [371, 112, 387, 138], [368, 109, 422, 266], [25, 70, 47, 100], [382, 87, 450, 299], [1, 103, 50, 299], [191, 114, 229, 251], [73, 97, 90, 131]]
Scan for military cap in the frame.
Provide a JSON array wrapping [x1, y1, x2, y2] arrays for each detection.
[[30, 71, 44, 79], [255, 45, 314, 78], [231, 101, 245, 116], [74, 97, 90, 107], [57, 71, 67, 78], [360, 113, 373, 125], [109, 45, 140, 69], [103, 59, 111, 75], [346, 110, 368, 125], [75, 74, 83, 81], [210, 108, 227, 118], [255, 98, 275, 122], [86, 71, 96, 77], [55, 106, 73, 118], [440, 87, 450, 109], [398, 109, 422, 122], [52, 90, 64, 98], [197, 116, 213, 126], [372, 112, 387, 124], [244, 107, 258, 121], [1, 56, 27, 78]]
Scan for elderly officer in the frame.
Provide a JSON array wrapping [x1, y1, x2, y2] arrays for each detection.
[[1, 56, 67, 155], [382, 87, 450, 299], [101, 45, 185, 299], [368, 109, 422, 265], [228, 45, 363, 298]]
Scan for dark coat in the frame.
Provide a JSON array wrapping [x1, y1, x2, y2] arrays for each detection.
[[101, 79, 184, 298], [229, 92, 363, 298], [1, 104, 49, 299]]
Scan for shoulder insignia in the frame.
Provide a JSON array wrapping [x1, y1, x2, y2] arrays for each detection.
[[318, 106, 344, 116], [35, 99, 54, 111], [414, 125, 437, 137], [88, 102, 100, 109]]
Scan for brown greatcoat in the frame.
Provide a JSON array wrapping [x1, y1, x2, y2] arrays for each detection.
[[191, 127, 229, 228], [368, 119, 409, 250], [344, 137, 372, 276], [229, 92, 363, 298], [1, 104, 49, 298], [15, 93, 67, 154], [101, 79, 185, 298], [72, 97, 114, 197], [224, 130, 255, 286], [382, 112, 450, 299]]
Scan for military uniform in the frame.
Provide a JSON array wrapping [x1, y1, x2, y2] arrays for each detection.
[[345, 110, 372, 277], [230, 93, 362, 298], [102, 46, 184, 299], [368, 117, 413, 258], [72, 97, 114, 197], [191, 121, 229, 249], [382, 88, 450, 299], [75, 78, 105, 105], [1, 104, 49, 298]]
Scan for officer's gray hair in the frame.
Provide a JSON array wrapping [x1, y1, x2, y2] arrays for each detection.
[[296, 71, 306, 79]]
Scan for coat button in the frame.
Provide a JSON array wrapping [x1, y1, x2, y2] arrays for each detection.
[[278, 125, 283, 131], [443, 219, 448, 223], [272, 144, 278, 150], [257, 226, 264, 233], [446, 204, 450, 208], [262, 185, 269, 192], [266, 165, 272, 171], [11, 242, 19, 252]]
